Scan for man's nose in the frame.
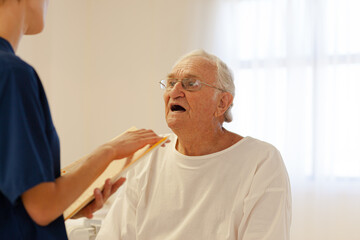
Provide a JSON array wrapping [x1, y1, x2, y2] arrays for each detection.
[[168, 81, 185, 97]]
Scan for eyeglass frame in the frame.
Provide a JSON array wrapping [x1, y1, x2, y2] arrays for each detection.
[[159, 78, 226, 92]]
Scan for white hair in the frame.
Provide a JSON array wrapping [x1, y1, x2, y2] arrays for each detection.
[[173, 49, 235, 122]]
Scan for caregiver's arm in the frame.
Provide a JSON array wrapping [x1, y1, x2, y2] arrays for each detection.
[[21, 129, 162, 226]]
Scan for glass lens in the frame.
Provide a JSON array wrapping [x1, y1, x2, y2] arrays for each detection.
[[160, 80, 167, 89], [167, 79, 178, 88], [183, 79, 200, 91]]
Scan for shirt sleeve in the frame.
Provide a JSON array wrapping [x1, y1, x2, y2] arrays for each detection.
[[0, 67, 56, 205], [96, 170, 139, 240], [238, 148, 292, 240]]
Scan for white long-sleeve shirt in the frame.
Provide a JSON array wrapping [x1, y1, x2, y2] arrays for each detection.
[[97, 134, 292, 240]]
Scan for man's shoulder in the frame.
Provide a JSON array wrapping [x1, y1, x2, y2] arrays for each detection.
[[242, 137, 288, 176], [229, 136, 284, 170], [240, 136, 279, 154]]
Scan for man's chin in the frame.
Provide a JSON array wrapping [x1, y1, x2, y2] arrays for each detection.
[[166, 118, 185, 131]]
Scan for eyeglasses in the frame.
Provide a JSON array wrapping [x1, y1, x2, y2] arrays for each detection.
[[159, 78, 226, 92]]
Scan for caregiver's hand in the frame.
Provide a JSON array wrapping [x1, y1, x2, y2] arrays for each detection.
[[104, 129, 163, 160], [72, 178, 125, 219]]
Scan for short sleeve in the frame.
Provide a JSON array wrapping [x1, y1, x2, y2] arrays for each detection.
[[0, 67, 58, 205]]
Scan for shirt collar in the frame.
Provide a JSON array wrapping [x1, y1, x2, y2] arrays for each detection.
[[0, 37, 15, 55]]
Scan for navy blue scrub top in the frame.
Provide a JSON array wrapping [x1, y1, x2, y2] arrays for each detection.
[[0, 37, 67, 239]]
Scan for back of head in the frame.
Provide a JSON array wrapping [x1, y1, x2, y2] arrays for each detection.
[[174, 49, 235, 122]]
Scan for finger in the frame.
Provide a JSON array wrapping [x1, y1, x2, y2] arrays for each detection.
[[134, 131, 161, 139], [72, 198, 97, 219], [102, 179, 112, 200], [122, 132, 162, 146], [86, 212, 93, 219], [130, 137, 163, 151], [143, 136, 164, 145], [111, 177, 126, 195], [129, 129, 156, 136], [136, 129, 155, 134], [135, 129, 160, 138], [161, 139, 171, 147], [94, 188, 104, 210], [82, 201, 94, 219]]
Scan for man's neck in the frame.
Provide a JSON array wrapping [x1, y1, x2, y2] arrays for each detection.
[[174, 126, 242, 156]]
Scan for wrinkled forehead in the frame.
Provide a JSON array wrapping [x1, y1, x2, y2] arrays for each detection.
[[169, 56, 217, 82]]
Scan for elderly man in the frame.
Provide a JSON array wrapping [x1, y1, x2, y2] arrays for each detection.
[[96, 50, 292, 240]]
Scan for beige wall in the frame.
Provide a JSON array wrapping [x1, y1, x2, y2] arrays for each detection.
[[18, 0, 216, 166], [18, 0, 90, 166]]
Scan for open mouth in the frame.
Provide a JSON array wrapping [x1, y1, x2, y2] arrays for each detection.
[[170, 104, 186, 112]]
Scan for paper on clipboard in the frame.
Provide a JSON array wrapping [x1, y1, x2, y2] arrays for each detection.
[[62, 127, 168, 220]]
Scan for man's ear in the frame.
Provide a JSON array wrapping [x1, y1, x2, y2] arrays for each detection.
[[215, 92, 233, 118]]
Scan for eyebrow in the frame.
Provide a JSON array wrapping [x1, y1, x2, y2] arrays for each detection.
[[166, 73, 199, 79]]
